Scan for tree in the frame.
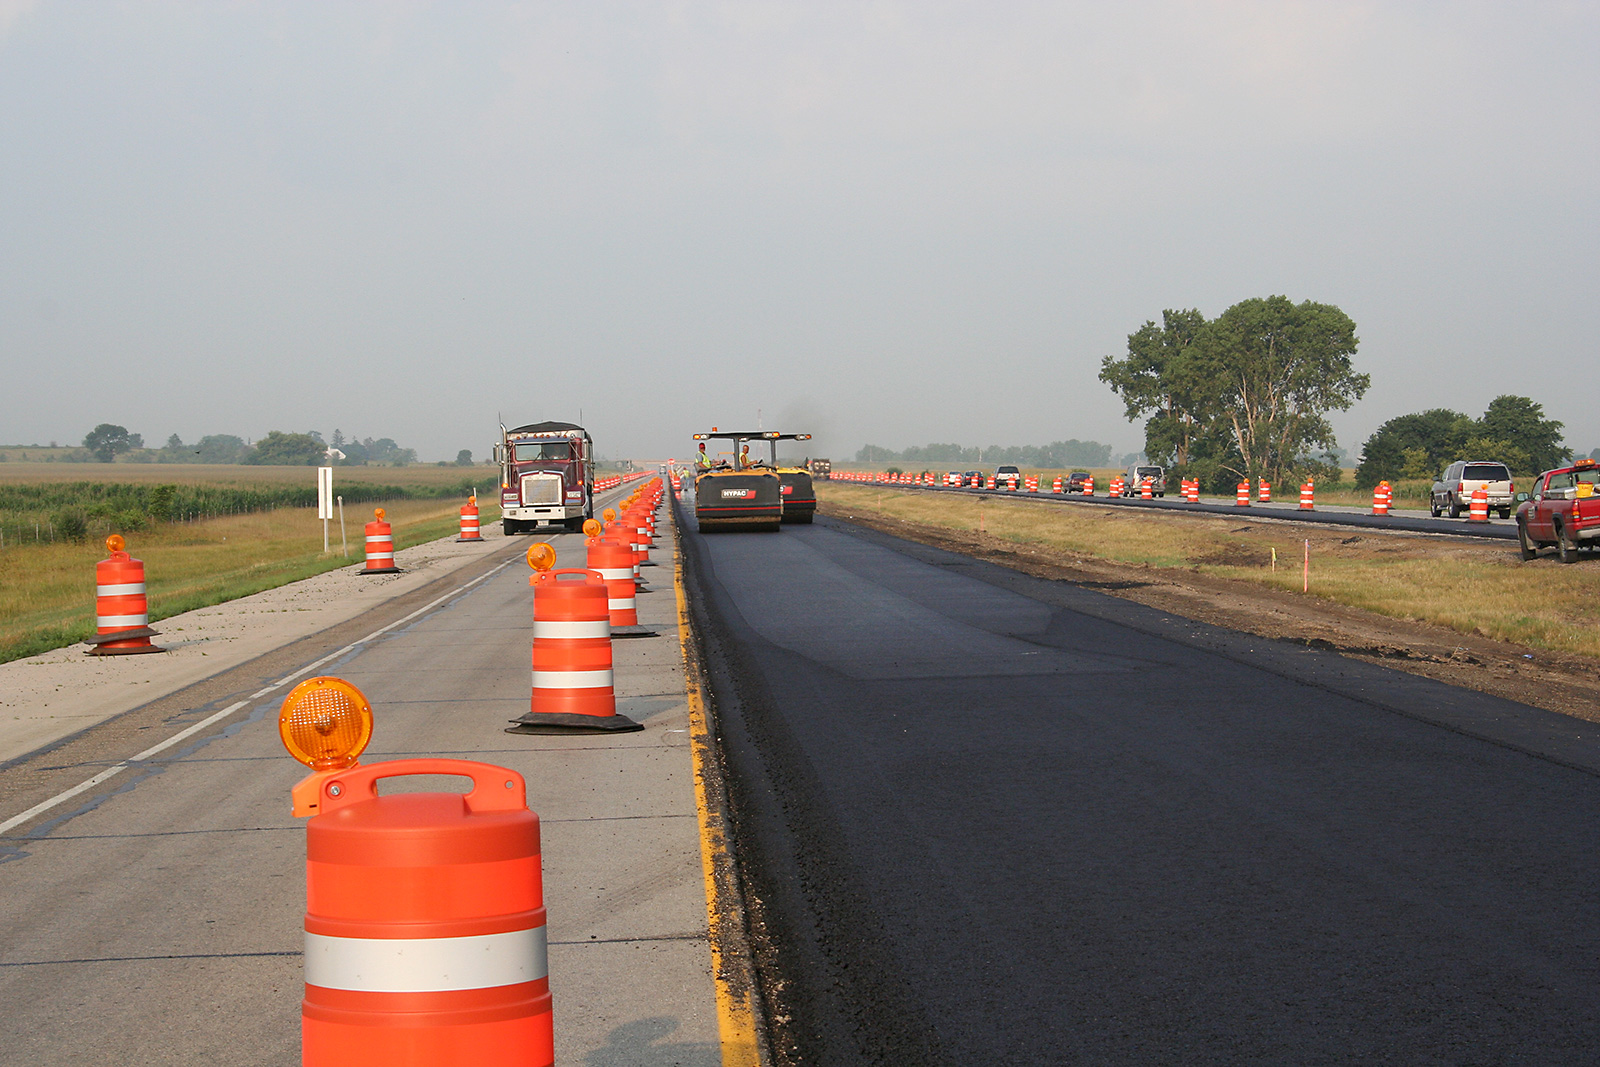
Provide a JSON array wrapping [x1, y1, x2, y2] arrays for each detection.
[[247, 430, 325, 465], [194, 434, 249, 464], [1355, 396, 1569, 484], [1196, 296, 1367, 486], [1477, 395, 1568, 473], [83, 423, 135, 462], [1099, 309, 1211, 466], [456, 449, 474, 466], [1354, 409, 1473, 487]]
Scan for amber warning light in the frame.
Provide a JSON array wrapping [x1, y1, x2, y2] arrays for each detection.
[[282, 677, 377, 817]]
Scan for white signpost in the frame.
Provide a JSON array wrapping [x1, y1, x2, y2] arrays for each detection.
[[317, 466, 334, 554]]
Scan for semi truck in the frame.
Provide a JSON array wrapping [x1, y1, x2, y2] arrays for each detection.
[[494, 421, 595, 534]]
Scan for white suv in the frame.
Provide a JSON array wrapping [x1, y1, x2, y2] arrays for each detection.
[[1431, 461, 1514, 519], [1122, 464, 1166, 497]]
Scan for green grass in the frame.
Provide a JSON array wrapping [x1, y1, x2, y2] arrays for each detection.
[[0, 497, 495, 664], [819, 482, 1600, 659]]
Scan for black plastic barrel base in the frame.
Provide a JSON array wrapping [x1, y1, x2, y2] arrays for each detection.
[[611, 625, 661, 639], [455, 536, 485, 543], [359, 566, 402, 575], [83, 627, 167, 655], [505, 712, 643, 735]]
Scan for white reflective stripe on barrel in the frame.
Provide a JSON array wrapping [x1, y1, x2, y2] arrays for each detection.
[[97, 613, 148, 627], [597, 567, 632, 581], [531, 669, 613, 689], [96, 582, 146, 597], [366, 552, 395, 561], [304, 927, 547, 993], [532, 619, 611, 640], [365, 534, 390, 544], [607, 597, 635, 610]]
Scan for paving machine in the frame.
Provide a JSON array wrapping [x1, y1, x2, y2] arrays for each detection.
[[691, 430, 812, 530]]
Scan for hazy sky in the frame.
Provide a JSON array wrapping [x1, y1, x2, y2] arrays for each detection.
[[2, 2, 1595, 463]]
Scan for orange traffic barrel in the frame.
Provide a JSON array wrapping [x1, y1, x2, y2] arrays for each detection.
[[1299, 482, 1315, 511], [587, 535, 657, 638], [1258, 479, 1271, 503], [1140, 479, 1153, 500], [457, 496, 483, 542], [1236, 480, 1251, 507], [1470, 486, 1489, 522], [508, 553, 640, 734], [605, 523, 650, 593], [1109, 477, 1123, 497], [83, 535, 165, 655], [362, 509, 401, 574], [1373, 482, 1391, 516], [1083, 476, 1094, 496], [1187, 479, 1200, 503], [301, 758, 552, 1067]]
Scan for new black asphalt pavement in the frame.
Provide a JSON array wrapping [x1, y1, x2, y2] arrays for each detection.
[[679, 497, 1600, 1066]]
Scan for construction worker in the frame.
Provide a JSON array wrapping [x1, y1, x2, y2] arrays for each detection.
[[738, 444, 753, 469], [695, 443, 712, 471]]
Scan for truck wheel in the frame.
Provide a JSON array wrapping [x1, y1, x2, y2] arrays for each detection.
[[1449, 500, 1462, 519], [1498, 508, 1511, 520], [1517, 520, 1538, 561], [1430, 498, 1441, 518], [1557, 521, 1579, 563]]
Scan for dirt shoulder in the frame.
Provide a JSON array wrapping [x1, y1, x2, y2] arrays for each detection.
[[819, 500, 1600, 726]]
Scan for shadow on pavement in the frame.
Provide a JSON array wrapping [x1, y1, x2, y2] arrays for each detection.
[[582, 1016, 719, 1067]]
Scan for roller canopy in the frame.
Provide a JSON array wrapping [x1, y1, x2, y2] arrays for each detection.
[[693, 431, 811, 441]]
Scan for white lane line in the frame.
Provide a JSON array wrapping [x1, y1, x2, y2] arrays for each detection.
[[0, 555, 521, 838]]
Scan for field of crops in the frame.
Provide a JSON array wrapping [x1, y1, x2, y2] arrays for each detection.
[[0, 465, 501, 663], [0, 464, 497, 548]]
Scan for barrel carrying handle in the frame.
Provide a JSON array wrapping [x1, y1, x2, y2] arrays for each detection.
[[315, 758, 528, 816], [540, 568, 604, 583]]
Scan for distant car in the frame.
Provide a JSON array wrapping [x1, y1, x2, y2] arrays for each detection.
[[1431, 460, 1514, 519], [962, 470, 985, 487], [1065, 471, 1092, 493], [945, 471, 963, 486], [1122, 464, 1165, 497], [994, 465, 1022, 489]]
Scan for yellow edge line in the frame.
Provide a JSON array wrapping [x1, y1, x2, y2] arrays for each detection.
[[674, 500, 763, 1067]]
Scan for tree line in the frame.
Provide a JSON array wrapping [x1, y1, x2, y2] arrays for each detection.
[[855, 440, 1117, 469], [1100, 296, 1367, 492], [67, 425, 426, 466], [1353, 398, 1569, 487]]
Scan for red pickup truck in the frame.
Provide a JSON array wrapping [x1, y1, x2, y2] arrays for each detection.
[[1517, 458, 1600, 562]]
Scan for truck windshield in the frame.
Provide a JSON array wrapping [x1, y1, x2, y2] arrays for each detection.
[[1463, 464, 1509, 481], [514, 442, 572, 462]]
